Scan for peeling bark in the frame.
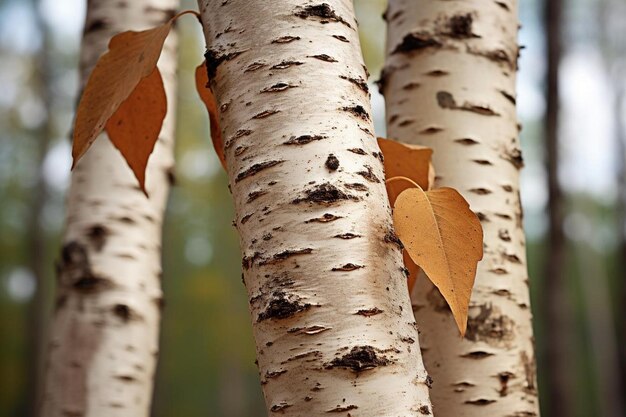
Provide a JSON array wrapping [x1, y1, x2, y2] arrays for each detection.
[[40, 1, 178, 416], [383, 0, 539, 416], [197, 0, 432, 414]]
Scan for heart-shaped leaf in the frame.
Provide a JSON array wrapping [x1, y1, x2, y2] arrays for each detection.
[[393, 186, 483, 336], [105, 68, 166, 195], [72, 10, 200, 194]]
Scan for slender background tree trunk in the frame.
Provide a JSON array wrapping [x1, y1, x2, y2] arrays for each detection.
[[382, 0, 540, 415], [542, 0, 576, 415], [615, 87, 626, 398], [197, 0, 432, 414], [40, 1, 178, 416], [25, 2, 53, 415]]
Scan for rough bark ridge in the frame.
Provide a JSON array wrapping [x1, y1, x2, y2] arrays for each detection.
[[41, 1, 178, 416], [382, 0, 540, 415], [197, 0, 432, 415]]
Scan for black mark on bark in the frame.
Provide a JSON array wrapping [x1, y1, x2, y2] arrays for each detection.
[[465, 399, 497, 406], [455, 138, 480, 145], [305, 213, 342, 223], [465, 304, 515, 345], [357, 165, 380, 183], [272, 36, 300, 44], [332, 34, 349, 42], [245, 61, 266, 72], [235, 160, 285, 183], [334, 233, 360, 239], [85, 18, 109, 33], [393, 32, 441, 54], [341, 105, 369, 120], [283, 134, 327, 145], [270, 402, 292, 412], [292, 183, 356, 205], [327, 404, 358, 413], [339, 75, 369, 94], [258, 291, 311, 321], [331, 263, 363, 271], [505, 147, 524, 169], [252, 109, 280, 119], [59, 242, 113, 294], [295, 3, 353, 28], [247, 190, 268, 203], [344, 183, 369, 192], [461, 350, 494, 359], [498, 371, 514, 396], [325, 154, 339, 171], [309, 54, 337, 62], [263, 248, 314, 265], [355, 307, 383, 316], [204, 48, 244, 79], [447, 14, 475, 38], [85, 224, 108, 251], [261, 82, 296, 93], [224, 129, 252, 149], [384, 230, 404, 250], [327, 346, 390, 372], [437, 91, 499, 116], [271, 60, 303, 69]]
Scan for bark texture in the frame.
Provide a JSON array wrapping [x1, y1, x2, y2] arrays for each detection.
[[197, 0, 432, 415], [40, 1, 178, 416], [382, 0, 540, 415]]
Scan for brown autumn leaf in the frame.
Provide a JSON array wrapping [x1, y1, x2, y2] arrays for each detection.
[[73, 21, 173, 166], [72, 10, 199, 193], [393, 186, 483, 336], [380, 138, 434, 292], [105, 68, 166, 194], [377, 137, 433, 190], [195, 62, 226, 169]]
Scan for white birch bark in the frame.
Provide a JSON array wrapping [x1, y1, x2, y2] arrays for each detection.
[[382, 0, 540, 415], [40, 1, 178, 416], [197, 0, 432, 415]]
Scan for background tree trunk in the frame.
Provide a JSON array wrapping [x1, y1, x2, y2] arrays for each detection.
[[542, 0, 576, 415], [382, 0, 540, 415], [40, 1, 178, 416], [25, 2, 53, 415], [196, 0, 432, 415]]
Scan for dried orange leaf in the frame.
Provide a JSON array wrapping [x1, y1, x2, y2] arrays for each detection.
[[72, 10, 200, 191], [393, 186, 483, 336], [73, 21, 173, 166], [195, 61, 226, 169], [377, 137, 433, 190], [105, 68, 166, 195]]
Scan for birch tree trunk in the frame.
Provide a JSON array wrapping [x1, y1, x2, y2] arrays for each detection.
[[197, 0, 432, 415], [40, 1, 178, 416], [382, 0, 540, 415]]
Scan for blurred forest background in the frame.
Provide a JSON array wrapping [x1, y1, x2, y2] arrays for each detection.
[[0, 0, 624, 416]]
